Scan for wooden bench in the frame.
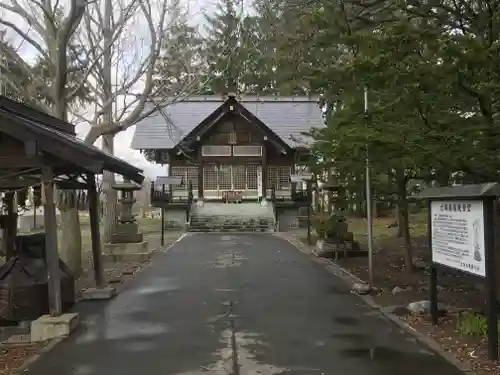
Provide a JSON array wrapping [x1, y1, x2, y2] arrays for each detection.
[[223, 191, 243, 203]]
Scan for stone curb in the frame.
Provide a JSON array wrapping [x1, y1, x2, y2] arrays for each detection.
[[156, 232, 190, 254], [11, 232, 190, 374], [276, 232, 478, 375]]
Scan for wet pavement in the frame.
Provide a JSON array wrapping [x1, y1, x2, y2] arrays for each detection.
[[24, 233, 464, 375]]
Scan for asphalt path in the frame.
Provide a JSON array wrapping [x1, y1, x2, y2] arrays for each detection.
[[24, 233, 465, 375]]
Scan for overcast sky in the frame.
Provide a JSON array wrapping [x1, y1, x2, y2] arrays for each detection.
[[2, 0, 253, 179], [74, 0, 244, 179], [82, 0, 217, 180], [83, 0, 252, 179]]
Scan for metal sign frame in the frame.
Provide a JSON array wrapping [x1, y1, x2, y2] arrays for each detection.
[[418, 183, 499, 360], [155, 176, 183, 186]]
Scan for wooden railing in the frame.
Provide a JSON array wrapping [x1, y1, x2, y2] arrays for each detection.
[[271, 185, 278, 223], [292, 190, 309, 202], [269, 189, 308, 202], [150, 181, 194, 207], [186, 181, 193, 221]]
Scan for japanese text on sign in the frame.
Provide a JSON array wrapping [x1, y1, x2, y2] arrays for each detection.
[[430, 200, 485, 277]]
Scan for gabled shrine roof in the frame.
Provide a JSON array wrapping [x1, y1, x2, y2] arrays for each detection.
[[130, 95, 325, 150]]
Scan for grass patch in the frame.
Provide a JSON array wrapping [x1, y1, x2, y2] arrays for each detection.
[[409, 210, 428, 237], [457, 312, 500, 339], [346, 210, 428, 244], [347, 216, 394, 243]]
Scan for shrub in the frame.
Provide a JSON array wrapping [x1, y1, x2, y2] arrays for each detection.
[[457, 312, 489, 338], [312, 213, 348, 240]]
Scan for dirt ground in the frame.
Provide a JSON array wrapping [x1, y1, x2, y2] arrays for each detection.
[[0, 343, 47, 374], [300, 213, 500, 375]]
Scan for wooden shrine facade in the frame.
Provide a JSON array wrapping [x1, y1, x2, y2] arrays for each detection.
[[148, 95, 311, 202]]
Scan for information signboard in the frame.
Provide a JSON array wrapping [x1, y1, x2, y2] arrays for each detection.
[[430, 200, 485, 277]]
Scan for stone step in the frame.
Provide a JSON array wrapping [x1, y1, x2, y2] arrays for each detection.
[[191, 225, 274, 229], [191, 203, 274, 216], [190, 216, 274, 223], [189, 223, 273, 227], [189, 221, 274, 226], [189, 202, 276, 232], [191, 216, 275, 222], [189, 227, 274, 233], [189, 221, 275, 231], [190, 217, 274, 223]]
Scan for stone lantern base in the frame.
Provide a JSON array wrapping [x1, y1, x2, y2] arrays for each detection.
[[110, 222, 144, 244], [104, 179, 150, 261], [103, 241, 150, 262]]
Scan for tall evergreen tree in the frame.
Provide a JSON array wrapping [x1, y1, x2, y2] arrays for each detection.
[[247, 0, 310, 95], [201, 0, 250, 94], [153, 0, 205, 96]]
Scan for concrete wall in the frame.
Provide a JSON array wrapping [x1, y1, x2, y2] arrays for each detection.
[[277, 207, 300, 232], [165, 208, 188, 228]]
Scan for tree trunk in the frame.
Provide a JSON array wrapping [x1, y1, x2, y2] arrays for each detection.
[[434, 168, 450, 187], [102, 134, 117, 243], [57, 190, 82, 277], [396, 204, 403, 237], [315, 177, 321, 213], [52, 105, 82, 277], [327, 167, 333, 213], [346, 173, 353, 214], [100, 0, 117, 244], [395, 168, 414, 273]]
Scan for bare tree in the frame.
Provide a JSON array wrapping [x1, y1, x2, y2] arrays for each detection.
[[72, 0, 202, 241], [0, 0, 88, 276], [0, 0, 205, 264]]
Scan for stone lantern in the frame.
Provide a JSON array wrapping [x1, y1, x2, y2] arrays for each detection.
[[103, 179, 149, 260]]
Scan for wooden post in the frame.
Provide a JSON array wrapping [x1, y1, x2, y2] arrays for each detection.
[[483, 197, 498, 360], [291, 163, 297, 200], [41, 165, 62, 316], [261, 146, 267, 200], [307, 181, 312, 245], [428, 199, 439, 326], [168, 164, 174, 202], [2, 192, 16, 260], [87, 174, 105, 287], [187, 181, 193, 222], [196, 147, 204, 201], [33, 201, 37, 229], [161, 184, 165, 246]]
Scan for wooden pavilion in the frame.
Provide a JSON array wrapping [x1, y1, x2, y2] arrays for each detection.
[[0, 95, 144, 318]]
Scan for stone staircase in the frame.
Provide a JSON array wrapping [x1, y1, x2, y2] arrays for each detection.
[[189, 202, 276, 232]]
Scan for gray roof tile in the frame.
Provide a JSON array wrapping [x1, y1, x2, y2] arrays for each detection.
[[130, 95, 325, 150]]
